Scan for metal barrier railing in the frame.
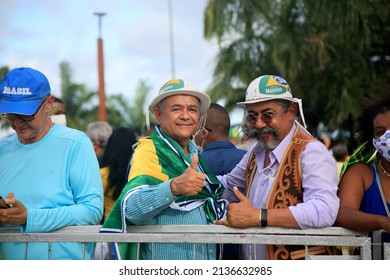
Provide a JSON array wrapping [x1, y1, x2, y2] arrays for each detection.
[[384, 243, 390, 260], [0, 225, 373, 260]]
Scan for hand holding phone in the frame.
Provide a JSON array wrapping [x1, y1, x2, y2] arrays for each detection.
[[0, 196, 10, 209]]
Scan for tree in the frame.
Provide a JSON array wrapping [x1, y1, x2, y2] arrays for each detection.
[[105, 79, 152, 133], [204, 0, 390, 148], [0, 66, 11, 129], [0, 67, 9, 80], [0, 63, 153, 137], [60, 61, 152, 134], [59, 62, 96, 130]]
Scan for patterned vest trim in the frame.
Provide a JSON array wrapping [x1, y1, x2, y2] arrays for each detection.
[[244, 125, 334, 259]]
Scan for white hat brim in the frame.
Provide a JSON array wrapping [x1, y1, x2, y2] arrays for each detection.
[[237, 96, 299, 108], [149, 89, 210, 114]]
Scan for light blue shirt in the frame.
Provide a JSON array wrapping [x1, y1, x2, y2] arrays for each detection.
[[0, 124, 103, 260], [219, 123, 340, 259]]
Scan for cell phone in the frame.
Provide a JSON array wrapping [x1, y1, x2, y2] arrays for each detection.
[[0, 196, 10, 209]]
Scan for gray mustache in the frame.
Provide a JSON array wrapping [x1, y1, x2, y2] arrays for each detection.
[[252, 127, 278, 136]]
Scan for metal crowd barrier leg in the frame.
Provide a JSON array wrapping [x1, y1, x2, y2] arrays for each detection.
[[24, 242, 28, 260], [48, 242, 52, 260], [384, 243, 390, 260], [372, 230, 382, 260]]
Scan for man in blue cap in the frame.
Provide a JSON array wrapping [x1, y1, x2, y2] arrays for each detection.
[[0, 67, 103, 259]]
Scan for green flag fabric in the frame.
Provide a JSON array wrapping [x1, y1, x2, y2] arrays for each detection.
[[339, 140, 377, 180], [100, 125, 227, 259]]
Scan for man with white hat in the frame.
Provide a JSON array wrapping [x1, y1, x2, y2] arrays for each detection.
[[0, 67, 103, 259], [215, 75, 339, 259], [101, 79, 227, 260]]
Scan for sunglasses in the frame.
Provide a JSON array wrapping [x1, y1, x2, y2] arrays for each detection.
[[2, 96, 49, 121], [246, 110, 281, 124]]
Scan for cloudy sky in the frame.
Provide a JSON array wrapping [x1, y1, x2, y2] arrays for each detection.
[[1, 0, 223, 108]]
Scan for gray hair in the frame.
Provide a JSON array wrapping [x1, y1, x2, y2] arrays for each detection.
[[86, 121, 113, 149]]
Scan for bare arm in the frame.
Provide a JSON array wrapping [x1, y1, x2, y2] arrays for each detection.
[[336, 163, 390, 232]]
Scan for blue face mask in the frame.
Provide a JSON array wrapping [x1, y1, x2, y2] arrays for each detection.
[[373, 130, 390, 161]]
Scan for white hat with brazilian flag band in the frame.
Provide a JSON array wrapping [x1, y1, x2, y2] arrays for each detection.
[[149, 79, 210, 114], [237, 75, 307, 128], [146, 79, 211, 133]]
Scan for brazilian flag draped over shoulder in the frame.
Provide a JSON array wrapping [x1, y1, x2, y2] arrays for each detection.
[[339, 140, 377, 179], [100, 125, 227, 260]]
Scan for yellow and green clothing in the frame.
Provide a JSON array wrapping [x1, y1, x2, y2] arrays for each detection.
[[101, 125, 226, 260]]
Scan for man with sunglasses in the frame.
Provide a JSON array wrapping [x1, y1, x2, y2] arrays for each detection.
[[0, 67, 103, 259], [215, 75, 339, 260]]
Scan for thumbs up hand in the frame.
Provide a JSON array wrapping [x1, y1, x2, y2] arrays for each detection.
[[171, 154, 206, 196], [214, 186, 259, 228], [189, 153, 199, 170]]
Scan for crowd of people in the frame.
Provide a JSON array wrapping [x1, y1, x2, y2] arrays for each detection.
[[0, 67, 389, 260]]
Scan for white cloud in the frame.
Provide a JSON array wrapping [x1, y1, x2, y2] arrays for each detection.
[[0, 0, 247, 133], [0, 0, 218, 101]]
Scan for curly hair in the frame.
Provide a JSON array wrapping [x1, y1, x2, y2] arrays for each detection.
[[355, 89, 390, 144]]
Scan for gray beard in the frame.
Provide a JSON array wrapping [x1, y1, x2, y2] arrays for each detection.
[[251, 127, 280, 151], [258, 139, 280, 151]]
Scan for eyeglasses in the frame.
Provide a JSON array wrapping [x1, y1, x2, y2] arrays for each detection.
[[2, 96, 49, 121], [246, 110, 281, 124]]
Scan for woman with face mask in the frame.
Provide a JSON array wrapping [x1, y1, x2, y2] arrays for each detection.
[[336, 90, 390, 258], [49, 97, 67, 126]]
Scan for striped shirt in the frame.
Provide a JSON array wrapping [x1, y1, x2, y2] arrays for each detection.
[[124, 139, 216, 260]]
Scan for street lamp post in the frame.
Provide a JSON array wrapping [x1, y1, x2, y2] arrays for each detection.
[[167, 0, 175, 78], [94, 12, 107, 121]]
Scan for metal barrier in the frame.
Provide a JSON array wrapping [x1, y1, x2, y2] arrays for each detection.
[[0, 225, 373, 260], [384, 243, 390, 260]]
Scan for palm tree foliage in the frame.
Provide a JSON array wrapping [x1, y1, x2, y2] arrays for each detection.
[[204, 0, 389, 146], [59, 61, 151, 134], [105, 80, 152, 133], [60, 62, 96, 130], [0, 66, 11, 129], [0, 62, 151, 136]]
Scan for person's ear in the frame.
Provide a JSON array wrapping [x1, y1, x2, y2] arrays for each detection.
[[91, 139, 101, 153], [153, 107, 162, 123], [287, 104, 298, 121], [44, 95, 54, 111]]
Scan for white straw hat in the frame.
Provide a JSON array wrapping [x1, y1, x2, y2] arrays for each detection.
[[146, 79, 211, 133], [149, 79, 210, 114], [237, 75, 307, 128]]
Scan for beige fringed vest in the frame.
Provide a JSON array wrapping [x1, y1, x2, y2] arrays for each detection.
[[244, 124, 334, 259]]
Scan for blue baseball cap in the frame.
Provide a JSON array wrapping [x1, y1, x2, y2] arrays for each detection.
[[0, 67, 51, 115]]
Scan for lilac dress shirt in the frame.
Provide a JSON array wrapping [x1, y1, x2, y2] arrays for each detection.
[[218, 123, 340, 259]]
